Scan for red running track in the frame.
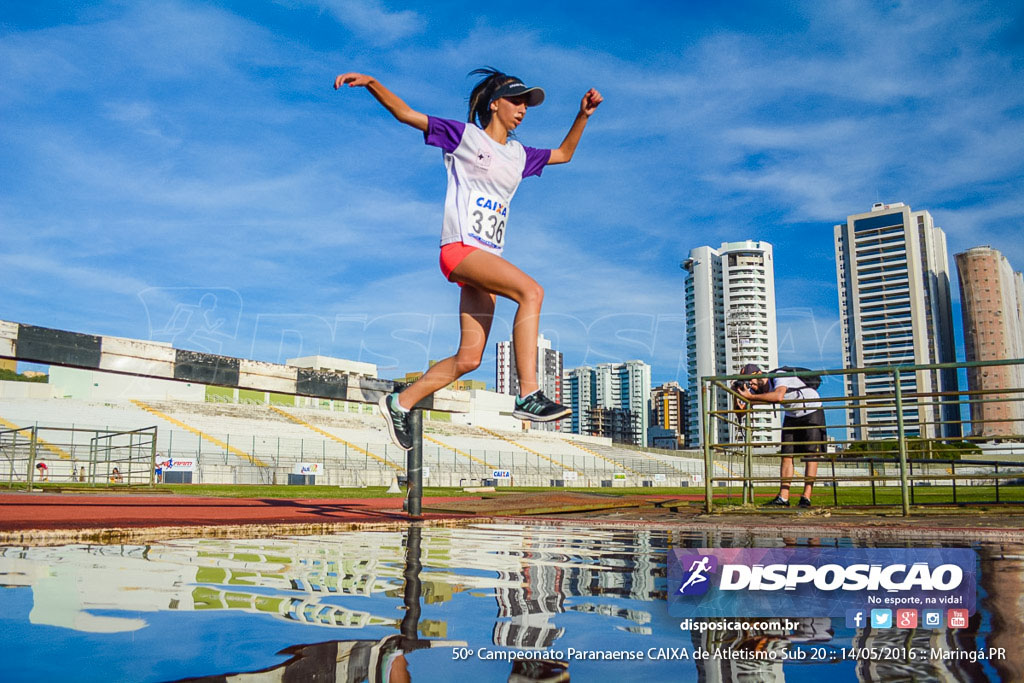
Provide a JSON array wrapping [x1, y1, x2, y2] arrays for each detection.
[[0, 493, 474, 531]]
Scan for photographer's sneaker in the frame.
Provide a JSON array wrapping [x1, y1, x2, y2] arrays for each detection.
[[379, 393, 413, 451], [762, 494, 790, 507], [513, 390, 572, 422]]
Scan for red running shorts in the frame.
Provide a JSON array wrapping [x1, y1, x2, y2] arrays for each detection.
[[439, 242, 480, 286]]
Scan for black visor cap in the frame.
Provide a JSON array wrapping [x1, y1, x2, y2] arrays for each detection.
[[490, 79, 545, 107]]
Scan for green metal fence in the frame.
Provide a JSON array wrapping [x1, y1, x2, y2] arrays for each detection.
[[0, 425, 158, 488], [700, 358, 1024, 515]]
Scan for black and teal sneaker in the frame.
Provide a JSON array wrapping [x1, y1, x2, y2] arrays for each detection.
[[379, 393, 413, 451], [512, 390, 572, 422], [762, 494, 791, 507]]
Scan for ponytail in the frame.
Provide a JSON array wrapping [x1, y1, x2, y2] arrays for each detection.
[[467, 67, 517, 128]]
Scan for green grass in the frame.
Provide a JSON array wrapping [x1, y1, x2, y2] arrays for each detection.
[[27, 483, 705, 499], [24, 482, 1023, 508], [709, 485, 1023, 508]]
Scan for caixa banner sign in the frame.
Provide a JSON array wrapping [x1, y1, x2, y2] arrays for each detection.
[[667, 548, 976, 618]]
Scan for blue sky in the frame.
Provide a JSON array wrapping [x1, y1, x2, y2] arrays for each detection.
[[2, 0, 1023, 388]]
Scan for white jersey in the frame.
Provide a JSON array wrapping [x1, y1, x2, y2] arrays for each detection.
[[424, 116, 550, 256], [772, 376, 822, 418]]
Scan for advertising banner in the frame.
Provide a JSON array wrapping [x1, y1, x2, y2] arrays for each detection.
[[668, 547, 976, 619], [159, 456, 196, 472], [292, 462, 321, 476]]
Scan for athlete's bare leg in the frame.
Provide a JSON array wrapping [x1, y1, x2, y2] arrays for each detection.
[[396, 284, 495, 410], [447, 249, 544, 398]]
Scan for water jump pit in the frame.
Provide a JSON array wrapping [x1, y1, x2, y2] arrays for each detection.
[[2, 492, 1023, 682]]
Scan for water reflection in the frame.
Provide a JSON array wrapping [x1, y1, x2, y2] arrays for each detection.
[[689, 617, 833, 682], [0, 525, 1020, 682]]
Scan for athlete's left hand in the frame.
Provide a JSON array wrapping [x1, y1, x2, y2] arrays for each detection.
[[580, 88, 603, 116]]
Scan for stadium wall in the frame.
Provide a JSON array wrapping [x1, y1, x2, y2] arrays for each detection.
[[0, 380, 53, 399], [49, 367, 205, 402]]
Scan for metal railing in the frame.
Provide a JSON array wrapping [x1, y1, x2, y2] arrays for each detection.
[[699, 358, 1024, 514], [1, 425, 158, 488], [0, 422, 702, 489]]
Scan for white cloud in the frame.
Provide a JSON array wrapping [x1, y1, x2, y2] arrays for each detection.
[[304, 0, 423, 45]]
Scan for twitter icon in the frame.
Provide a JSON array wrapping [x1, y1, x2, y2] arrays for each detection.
[[871, 609, 892, 628]]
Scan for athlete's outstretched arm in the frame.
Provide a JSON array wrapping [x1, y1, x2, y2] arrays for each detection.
[[334, 72, 428, 132], [547, 88, 603, 165]]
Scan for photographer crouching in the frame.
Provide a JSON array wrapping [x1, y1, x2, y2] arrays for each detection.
[[733, 364, 825, 508]]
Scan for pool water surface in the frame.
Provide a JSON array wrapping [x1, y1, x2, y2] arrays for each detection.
[[0, 522, 1019, 682]]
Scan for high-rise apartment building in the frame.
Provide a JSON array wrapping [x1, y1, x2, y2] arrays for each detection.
[[955, 246, 1024, 437], [562, 361, 651, 445], [563, 366, 594, 436], [496, 333, 564, 431], [682, 240, 778, 446], [834, 202, 959, 440], [650, 381, 689, 448]]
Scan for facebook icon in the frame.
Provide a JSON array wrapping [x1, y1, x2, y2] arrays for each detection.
[[845, 609, 866, 629]]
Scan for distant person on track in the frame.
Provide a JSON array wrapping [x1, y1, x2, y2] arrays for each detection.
[[335, 68, 603, 451], [734, 364, 825, 508], [34, 460, 48, 482]]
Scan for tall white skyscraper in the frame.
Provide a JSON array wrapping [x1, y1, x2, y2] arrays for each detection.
[[562, 360, 651, 445], [496, 333, 564, 431], [682, 240, 778, 447], [834, 202, 959, 440]]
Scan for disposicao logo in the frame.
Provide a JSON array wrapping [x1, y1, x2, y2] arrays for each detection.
[[676, 554, 718, 596], [667, 548, 976, 618]]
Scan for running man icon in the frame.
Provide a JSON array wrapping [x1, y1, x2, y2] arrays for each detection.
[[679, 556, 713, 594]]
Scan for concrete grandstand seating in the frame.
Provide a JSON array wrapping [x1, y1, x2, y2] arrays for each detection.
[[1, 397, 718, 486]]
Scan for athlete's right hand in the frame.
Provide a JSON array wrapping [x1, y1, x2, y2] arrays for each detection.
[[334, 73, 375, 89]]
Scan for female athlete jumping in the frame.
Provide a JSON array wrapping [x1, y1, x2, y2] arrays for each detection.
[[334, 68, 602, 450]]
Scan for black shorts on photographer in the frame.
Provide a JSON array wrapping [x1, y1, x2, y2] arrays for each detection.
[[771, 376, 826, 455]]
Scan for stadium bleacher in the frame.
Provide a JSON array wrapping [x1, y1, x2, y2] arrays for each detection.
[[0, 396, 710, 487]]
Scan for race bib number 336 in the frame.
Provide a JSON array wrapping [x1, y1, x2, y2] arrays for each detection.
[[462, 192, 508, 254]]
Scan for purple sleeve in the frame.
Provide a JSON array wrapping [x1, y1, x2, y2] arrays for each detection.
[[522, 146, 551, 178], [424, 116, 465, 153]]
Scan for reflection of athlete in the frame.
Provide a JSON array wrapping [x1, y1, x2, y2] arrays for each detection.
[[335, 69, 602, 450], [679, 556, 712, 592]]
